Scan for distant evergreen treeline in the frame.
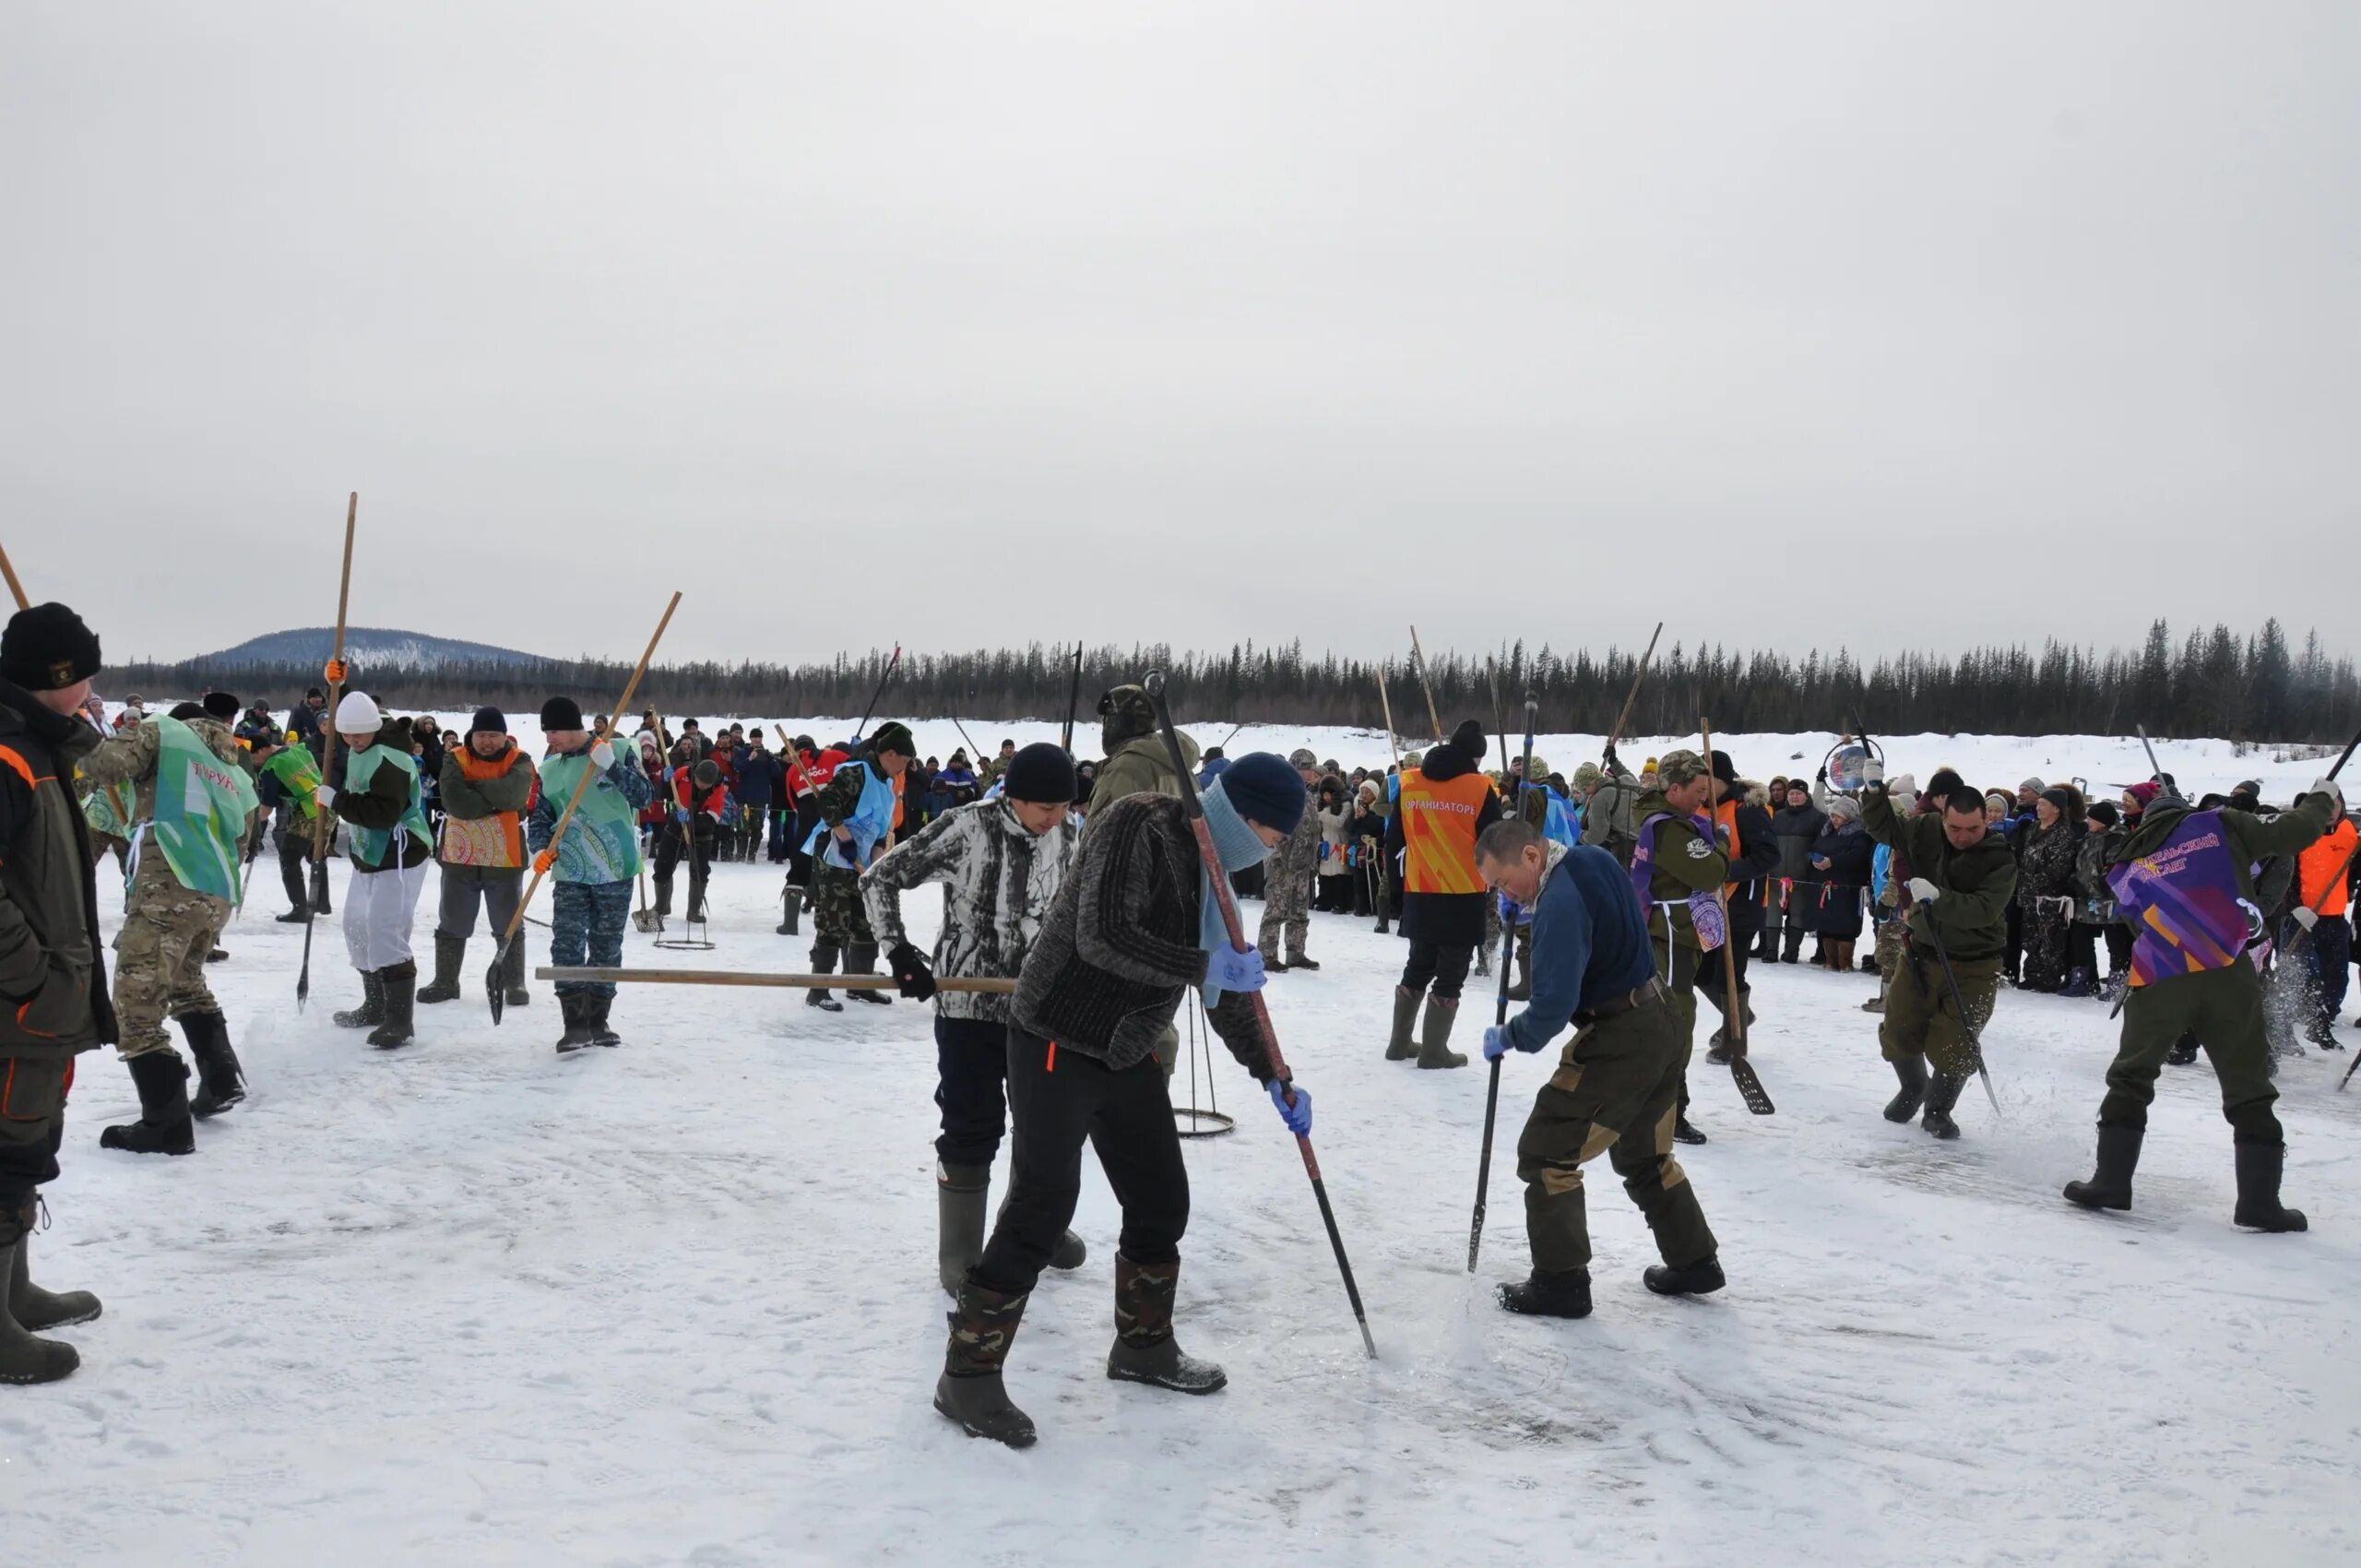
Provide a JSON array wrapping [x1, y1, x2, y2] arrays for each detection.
[[102, 618, 2359, 744]]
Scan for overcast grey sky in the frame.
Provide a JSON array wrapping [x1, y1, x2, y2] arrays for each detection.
[[4, 3, 2354, 668]]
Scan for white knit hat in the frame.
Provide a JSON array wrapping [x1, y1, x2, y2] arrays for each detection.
[[335, 691, 383, 733]]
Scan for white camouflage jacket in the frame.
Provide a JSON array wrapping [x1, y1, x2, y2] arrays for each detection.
[[860, 798, 1080, 1022]]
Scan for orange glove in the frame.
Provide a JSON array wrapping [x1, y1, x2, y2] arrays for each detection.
[[534, 849, 557, 876], [324, 659, 349, 685]]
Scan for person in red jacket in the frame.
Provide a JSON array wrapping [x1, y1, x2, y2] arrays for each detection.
[[654, 758, 728, 921], [2293, 789, 2355, 1048]]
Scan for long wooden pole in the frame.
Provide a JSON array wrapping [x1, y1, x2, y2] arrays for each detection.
[[296, 493, 359, 1008], [0, 543, 29, 610], [489, 590, 682, 1020], [1603, 621, 1665, 756], [1375, 669, 1401, 770], [534, 967, 1013, 993], [1407, 624, 1445, 742]]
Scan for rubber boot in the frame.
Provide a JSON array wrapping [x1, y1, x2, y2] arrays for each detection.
[[367, 962, 417, 1050], [653, 874, 673, 919], [2058, 966, 2093, 1001], [2062, 1123, 2142, 1212], [275, 907, 310, 924], [845, 943, 894, 1005], [555, 992, 597, 1053], [1881, 1055, 1928, 1123], [1920, 1071, 1964, 1141], [937, 1162, 991, 1296], [502, 939, 530, 1009], [99, 1052, 196, 1156], [1643, 1254, 1726, 1297], [1705, 997, 1757, 1065], [180, 1011, 246, 1119], [806, 944, 843, 1012], [416, 932, 466, 1004], [1754, 932, 1778, 962], [1373, 909, 1389, 936], [8, 1208, 100, 1334], [1106, 1255, 1227, 1394], [587, 993, 621, 1048], [935, 1279, 1037, 1448], [1416, 993, 1467, 1070], [1384, 985, 1421, 1062], [2165, 1031, 2199, 1065], [2232, 1140, 2308, 1232], [333, 969, 386, 1029], [1780, 930, 1802, 964], [0, 1240, 79, 1384], [1498, 1267, 1592, 1318], [776, 895, 801, 937]]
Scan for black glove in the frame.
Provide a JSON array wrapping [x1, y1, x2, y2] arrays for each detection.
[[1601, 742, 1619, 771], [1816, 766, 1827, 785], [887, 942, 937, 1002]]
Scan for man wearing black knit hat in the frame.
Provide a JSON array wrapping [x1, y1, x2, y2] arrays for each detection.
[[1382, 718, 1504, 1070], [934, 753, 1311, 1450], [0, 603, 115, 1381], [864, 742, 1087, 1294]]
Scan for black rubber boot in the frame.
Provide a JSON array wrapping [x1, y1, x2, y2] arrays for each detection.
[[555, 992, 598, 1053], [1920, 1072, 1964, 1141], [806, 944, 842, 1012], [1498, 1267, 1592, 1318], [367, 962, 417, 1050], [99, 1052, 196, 1156], [587, 993, 621, 1048], [2165, 1031, 2199, 1065], [275, 908, 310, 924], [1644, 1254, 1726, 1297], [653, 875, 673, 919], [8, 1206, 100, 1335], [1705, 997, 1757, 1064], [938, 1162, 990, 1296], [180, 1011, 246, 1119], [776, 888, 802, 937], [1673, 1115, 1708, 1146], [1416, 994, 1467, 1070], [1780, 931, 1802, 963], [1106, 1255, 1227, 1394], [936, 1280, 1037, 1448], [0, 1240, 79, 1385], [333, 969, 386, 1029], [1882, 1055, 1928, 1123], [845, 943, 894, 1005], [1384, 985, 1421, 1062], [502, 939, 530, 1008], [2232, 1139, 2308, 1232], [2063, 1123, 2142, 1212], [416, 932, 466, 1004]]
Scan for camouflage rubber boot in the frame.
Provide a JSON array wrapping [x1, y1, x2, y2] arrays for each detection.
[[416, 932, 466, 1004], [935, 1279, 1037, 1448], [367, 962, 417, 1050], [2231, 1139, 2307, 1233], [0, 1241, 79, 1385], [2063, 1123, 2142, 1212], [180, 1010, 246, 1119], [333, 969, 386, 1029], [806, 944, 842, 1012], [1106, 1254, 1226, 1394], [938, 1162, 991, 1296], [1881, 1055, 1928, 1123], [502, 939, 530, 1008], [1416, 994, 1467, 1070], [8, 1201, 99, 1335], [98, 1052, 195, 1156], [1384, 985, 1421, 1062]]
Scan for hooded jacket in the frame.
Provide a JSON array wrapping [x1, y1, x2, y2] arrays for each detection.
[[0, 683, 117, 1061]]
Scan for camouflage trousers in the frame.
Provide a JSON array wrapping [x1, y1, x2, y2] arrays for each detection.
[[1257, 854, 1313, 961], [114, 879, 231, 1062], [811, 863, 875, 948]]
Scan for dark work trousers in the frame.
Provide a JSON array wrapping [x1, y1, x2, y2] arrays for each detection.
[[1401, 939, 1476, 1002], [279, 830, 316, 909], [768, 804, 794, 863], [975, 1027, 1189, 1298], [2069, 921, 2100, 979], [2300, 917, 2352, 1028], [789, 797, 819, 884], [936, 1015, 1013, 1166], [2103, 924, 2134, 980], [653, 819, 716, 918]]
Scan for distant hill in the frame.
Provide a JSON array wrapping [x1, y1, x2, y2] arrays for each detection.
[[200, 627, 551, 670]]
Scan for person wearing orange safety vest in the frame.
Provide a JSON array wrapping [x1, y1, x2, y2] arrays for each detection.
[[2292, 794, 2357, 1049], [1382, 719, 1502, 1070]]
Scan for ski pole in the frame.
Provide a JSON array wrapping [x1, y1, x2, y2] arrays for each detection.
[[488, 591, 682, 1021], [298, 493, 358, 1010], [1470, 693, 1536, 1272], [851, 644, 902, 741], [1143, 670, 1376, 1360]]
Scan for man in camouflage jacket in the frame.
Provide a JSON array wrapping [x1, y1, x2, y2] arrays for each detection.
[[1256, 748, 1326, 969]]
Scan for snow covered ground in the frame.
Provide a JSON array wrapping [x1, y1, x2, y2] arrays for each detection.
[[15, 809, 2361, 1567]]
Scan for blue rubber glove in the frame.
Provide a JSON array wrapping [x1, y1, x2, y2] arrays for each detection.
[[1206, 944, 1268, 995], [1268, 1078, 1312, 1135], [1484, 1025, 1513, 1062]]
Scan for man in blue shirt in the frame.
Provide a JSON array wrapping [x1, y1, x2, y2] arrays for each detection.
[[1476, 818, 1725, 1319]]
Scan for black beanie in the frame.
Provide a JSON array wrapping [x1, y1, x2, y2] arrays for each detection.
[[692, 759, 721, 789], [1003, 742, 1076, 804], [1216, 752, 1309, 837], [540, 696, 585, 731], [870, 720, 916, 758], [0, 602, 101, 692], [202, 691, 240, 720], [469, 706, 506, 737], [169, 701, 207, 720], [1451, 719, 1487, 761]]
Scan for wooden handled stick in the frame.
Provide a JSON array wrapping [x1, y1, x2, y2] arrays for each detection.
[[533, 967, 1014, 993], [1407, 624, 1445, 742], [1603, 621, 1665, 756], [1376, 670, 1402, 770], [488, 590, 682, 1020], [296, 493, 359, 1008], [0, 542, 29, 610]]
